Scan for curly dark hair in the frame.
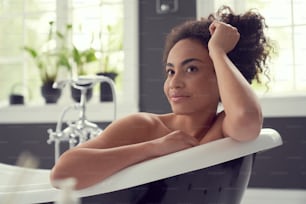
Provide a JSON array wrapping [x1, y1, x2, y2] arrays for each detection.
[[163, 6, 274, 84]]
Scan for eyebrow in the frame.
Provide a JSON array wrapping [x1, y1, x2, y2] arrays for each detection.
[[166, 58, 203, 67]]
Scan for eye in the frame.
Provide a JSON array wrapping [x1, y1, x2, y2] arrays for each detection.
[[165, 69, 175, 76], [186, 66, 198, 73]]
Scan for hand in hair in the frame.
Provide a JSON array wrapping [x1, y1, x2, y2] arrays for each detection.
[[208, 21, 240, 55]]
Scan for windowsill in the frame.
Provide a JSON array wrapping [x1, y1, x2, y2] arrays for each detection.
[[1, 94, 306, 124], [258, 94, 306, 118], [0, 99, 138, 124]]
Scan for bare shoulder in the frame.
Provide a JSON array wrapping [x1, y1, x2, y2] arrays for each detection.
[[111, 112, 161, 130], [78, 112, 163, 148]]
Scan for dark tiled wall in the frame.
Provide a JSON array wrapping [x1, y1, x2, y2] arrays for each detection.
[[139, 0, 196, 113], [0, 122, 110, 169], [0, 123, 55, 168], [249, 117, 306, 189]]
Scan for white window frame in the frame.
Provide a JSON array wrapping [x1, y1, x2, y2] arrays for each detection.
[[0, 0, 139, 123], [196, 0, 306, 117]]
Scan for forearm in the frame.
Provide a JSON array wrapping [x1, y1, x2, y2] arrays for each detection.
[[50, 141, 157, 190], [210, 50, 262, 140]]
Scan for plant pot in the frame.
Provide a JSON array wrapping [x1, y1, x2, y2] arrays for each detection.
[[70, 83, 93, 103], [9, 94, 24, 105], [41, 81, 62, 104], [97, 72, 117, 102], [9, 83, 25, 105]]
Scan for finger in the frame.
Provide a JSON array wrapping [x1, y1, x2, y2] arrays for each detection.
[[209, 21, 218, 35], [188, 136, 200, 146]]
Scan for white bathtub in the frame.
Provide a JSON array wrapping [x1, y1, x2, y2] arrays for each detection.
[[0, 128, 282, 204]]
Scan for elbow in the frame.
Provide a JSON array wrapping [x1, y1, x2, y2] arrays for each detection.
[[225, 107, 263, 142], [239, 108, 263, 141], [50, 169, 83, 190], [49, 151, 79, 189], [50, 164, 67, 188], [50, 159, 68, 189], [49, 149, 106, 190], [49, 168, 62, 189]]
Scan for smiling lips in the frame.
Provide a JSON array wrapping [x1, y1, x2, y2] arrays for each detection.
[[169, 94, 190, 102]]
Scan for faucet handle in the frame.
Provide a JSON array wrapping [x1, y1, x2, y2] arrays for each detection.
[[52, 80, 70, 89]]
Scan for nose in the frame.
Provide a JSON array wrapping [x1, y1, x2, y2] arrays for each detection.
[[169, 72, 184, 89]]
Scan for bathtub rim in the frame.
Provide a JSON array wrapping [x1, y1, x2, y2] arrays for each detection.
[[0, 128, 282, 203], [78, 128, 282, 197]]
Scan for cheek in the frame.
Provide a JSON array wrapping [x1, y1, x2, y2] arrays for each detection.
[[196, 75, 219, 100], [208, 76, 220, 99], [163, 80, 169, 97]]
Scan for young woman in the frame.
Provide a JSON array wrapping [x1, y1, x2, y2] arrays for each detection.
[[50, 6, 272, 190]]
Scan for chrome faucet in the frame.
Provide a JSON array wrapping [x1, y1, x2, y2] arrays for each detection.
[[47, 76, 116, 162]]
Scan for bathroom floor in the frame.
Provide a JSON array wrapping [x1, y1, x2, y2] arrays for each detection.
[[242, 188, 306, 204]]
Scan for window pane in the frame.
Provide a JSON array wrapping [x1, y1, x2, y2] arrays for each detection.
[[23, 1, 56, 104], [25, 60, 42, 103], [295, 26, 306, 90], [269, 26, 294, 88], [0, 17, 23, 57], [293, 0, 306, 25], [71, 0, 124, 90], [0, 0, 24, 15], [0, 0, 24, 103], [246, 0, 292, 27], [24, 13, 56, 48], [0, 63, 23, 102], [24, 0, 56, 12]]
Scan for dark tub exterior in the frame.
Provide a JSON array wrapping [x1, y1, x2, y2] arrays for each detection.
[[82, 155, 254, 204]]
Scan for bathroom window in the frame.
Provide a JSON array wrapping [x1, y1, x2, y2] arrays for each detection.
[[0, 0, 138, 121], [197, 0, 306, 96]]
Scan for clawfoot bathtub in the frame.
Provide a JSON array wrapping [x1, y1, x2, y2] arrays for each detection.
[[0, 128, 282, 204]]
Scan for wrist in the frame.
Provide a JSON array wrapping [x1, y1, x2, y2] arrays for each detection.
[[209, 48, 227, 60], [143, 140, 162, 158]]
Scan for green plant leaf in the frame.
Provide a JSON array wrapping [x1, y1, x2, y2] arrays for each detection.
[[72, 46, 82, 65], [23, 46, 38, 58], [84, 48, 97, 63], [56, 31, 64, 39]]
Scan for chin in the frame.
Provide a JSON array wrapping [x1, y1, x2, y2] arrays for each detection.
[[171, 105, 217, 116], [171, 107, 196, 115]]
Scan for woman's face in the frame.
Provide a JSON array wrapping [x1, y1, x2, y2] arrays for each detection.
[[164, 38, 219, 115]]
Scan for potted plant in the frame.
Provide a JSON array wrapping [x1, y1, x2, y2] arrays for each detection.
[[49, 22, 99, 102], [9, 83, 25, 105], [70, 46, 98, 102], [69, 36, 98, 102], [23, 21, 62, 104], [24, 21, 101, 103], [55, 24, 98, 76], [97, 23, 122, 102]]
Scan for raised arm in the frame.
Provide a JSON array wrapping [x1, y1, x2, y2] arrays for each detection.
[[208, 21, 262, 141]]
